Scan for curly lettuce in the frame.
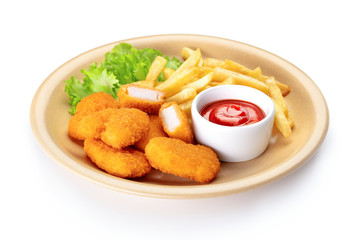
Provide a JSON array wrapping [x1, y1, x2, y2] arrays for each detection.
[[65, 43, 182, 114]]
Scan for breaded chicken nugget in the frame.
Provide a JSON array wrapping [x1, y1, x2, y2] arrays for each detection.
[[69, 108, 150, 146], [159, 102, 194, 144], [68, 92, 121, 140], [68, 108, 118, 140], [75, 92, 120, 114], [117, 84, 165, 114], [84, 139, 151, 178], [101, 108, 150, 149], [145, 137, 220, 183], [134, 115, 168, 152]]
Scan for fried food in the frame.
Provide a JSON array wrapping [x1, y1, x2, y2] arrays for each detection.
[[69, 108, 150, 148], [159, 102, 194, 144], [144, 56, 167, 88], [101, 108, 150, 148], [178, 100, 193, 118], [163, 68, 175, 80], [224, 59, 291, 96], [213, 67, 269, 94], [84, 139, 151, 178], [68, 92, 121, 140], [75, 92, 120, 114], [134, 115, 168, 152], [117, 84, 165, 114], [165, 87, 197, 104], [68, 108, 115, 140], [155, 67, 201, 98], [145, 137, 220, 183]]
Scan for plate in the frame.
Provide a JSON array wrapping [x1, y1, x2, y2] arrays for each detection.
[[30, 34, 329, 198]]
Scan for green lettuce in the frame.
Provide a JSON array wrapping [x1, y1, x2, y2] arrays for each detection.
[[65, 43, 182, 114]]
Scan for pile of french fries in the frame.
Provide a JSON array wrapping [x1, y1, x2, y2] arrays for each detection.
[[137, 47, 294, 137]]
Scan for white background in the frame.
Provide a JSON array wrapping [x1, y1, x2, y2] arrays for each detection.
[[1, 0, 359, 239]]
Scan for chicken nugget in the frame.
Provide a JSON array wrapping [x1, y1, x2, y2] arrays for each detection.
[[75, 92, 120, 115], [68, 108, 118, 140], [145, 137, 220, 183], [68, 92, 120, 140], [117, 84, 165, 114], [134, 115, 168, 152], [101, 108, 150, 149], [159, 102, 194, 144], [84, 139, 151, 178], [69, 108, 150, 146]]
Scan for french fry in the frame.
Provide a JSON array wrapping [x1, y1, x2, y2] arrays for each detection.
[[225, 59, 291, 96], [182, 47, 203, 66], [208, 77, 235, 87], [175, 48, 202, 73], [273, 103, 292, 137], [225, 60, 269, 83], [196, 85, 212, 93], [267, 77, 294, 135], [182, 47, 195, 60], [252, 67, 265, 81], [200, 66, 214, 75], [276, 81, 291, 96], [208, 78, 234, 87], [203, 58, 226, 68], [213, 67, 269, 94], [208, 81, 219, 87], [179, 99, 193, 118], [224, 59, 254, 77], [216, 77, 235, 86], [181, 72, 213, 92], [163, 67, 175, 80], [287, 111, 295, 129], [143, 56, 167, 88], [165, 88, 197, 104], [266, 77, 289, 116], [155, 67, 201, 97]]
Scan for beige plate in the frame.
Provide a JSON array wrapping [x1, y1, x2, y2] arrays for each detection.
[[30, 34, 329, 199]]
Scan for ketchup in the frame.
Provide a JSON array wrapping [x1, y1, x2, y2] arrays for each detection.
[[200, 99, 265, 126]]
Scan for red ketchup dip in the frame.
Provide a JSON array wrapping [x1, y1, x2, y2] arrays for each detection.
[[200, 99, 265, 126]]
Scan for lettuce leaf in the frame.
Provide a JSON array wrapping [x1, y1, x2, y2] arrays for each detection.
[[64, 64, 119, 115], [64, 43, 182, 114]]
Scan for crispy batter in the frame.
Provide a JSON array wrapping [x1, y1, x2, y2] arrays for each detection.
[[68, 108, 118, 140], [84, 139, 151, 178], [117, 84, 165, 114], [145, 137, 220, 183], [75, 92, 120, 114], [134, 115, 168, 152], [69, 108, 150, 147], [159, 102, 194, 144], [101, 108, 150, 148], [68, 92, 121, 140]]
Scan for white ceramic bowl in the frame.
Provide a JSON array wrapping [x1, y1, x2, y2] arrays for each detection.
[[191, 85, 275, 162]]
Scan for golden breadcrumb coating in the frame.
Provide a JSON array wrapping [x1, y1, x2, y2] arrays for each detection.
[[134, 115, 168, 152], [84, 139, 151, 178], [145, 137, 220, 183], [68, 108, 117, 140], [69, 108, 150, 148], [101, 108, 150, 149], [117, 84, 165, 114], [68, 92, 121, 140], [159, 102, 194, 144], [75, 92, 120, 114]]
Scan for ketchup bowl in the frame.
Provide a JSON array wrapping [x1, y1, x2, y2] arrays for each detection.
[[191, 85, 275, 162]]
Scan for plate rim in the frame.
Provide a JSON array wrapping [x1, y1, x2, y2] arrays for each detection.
[[30, 34, 329, 199]]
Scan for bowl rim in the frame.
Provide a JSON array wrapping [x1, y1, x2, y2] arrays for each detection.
[[191, 84, 275, 130]]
